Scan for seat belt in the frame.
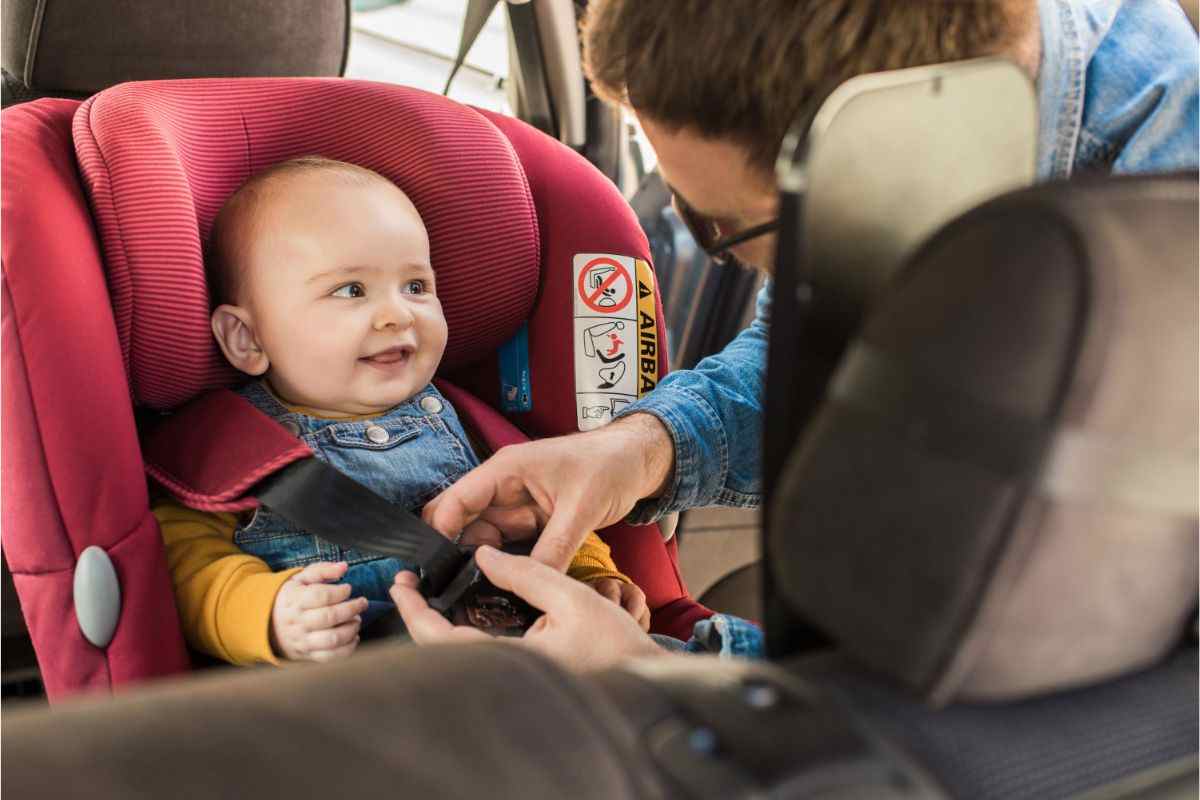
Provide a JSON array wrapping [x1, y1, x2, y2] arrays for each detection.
[[252, 457, 538, 630], [444, 0, 501, 95]]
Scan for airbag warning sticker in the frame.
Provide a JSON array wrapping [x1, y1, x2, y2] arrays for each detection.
[[573, 254, 658, 431]]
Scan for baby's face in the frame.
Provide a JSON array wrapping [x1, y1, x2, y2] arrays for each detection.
[[236, 174, 447, 417]]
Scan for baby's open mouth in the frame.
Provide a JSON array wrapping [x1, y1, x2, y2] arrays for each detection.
[[360, 346, 414, 366]]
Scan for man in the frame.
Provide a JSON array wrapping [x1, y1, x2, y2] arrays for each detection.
[[394, 0, 1199, 668]]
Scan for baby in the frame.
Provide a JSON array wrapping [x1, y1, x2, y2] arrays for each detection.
[[153, 156, 647, 666]]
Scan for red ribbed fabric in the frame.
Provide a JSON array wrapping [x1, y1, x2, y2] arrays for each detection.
[[72, 78, 539, 409], [2, 98, 192, 699]]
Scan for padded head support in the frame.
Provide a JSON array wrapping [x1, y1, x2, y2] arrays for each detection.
[[2, 1, 348, 97], [72, 79, 540, 408], [770, 175, 1198, 703]]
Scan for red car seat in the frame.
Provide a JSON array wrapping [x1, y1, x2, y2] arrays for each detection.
[[2, 78, 713, 700]]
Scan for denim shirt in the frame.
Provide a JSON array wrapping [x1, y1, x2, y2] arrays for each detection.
[[624, 0, 1199, 657], [235, 381, 477, 618], [1039, 0, 1199, 179]]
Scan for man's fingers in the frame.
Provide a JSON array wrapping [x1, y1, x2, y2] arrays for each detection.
[[423, 461, 512, 539], [306, 618, 361, 652], [296, 582, 353, 610], [475, 546, 589, 614], [300, 596, 367, 631], [294, 561, 348, 585], [389, 582, 490, 645], [456, 518, 505, 549], [530, 506, 592, 572], [478, 505, 545, 537]]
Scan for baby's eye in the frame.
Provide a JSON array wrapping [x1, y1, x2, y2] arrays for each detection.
[[331, 283, 365, 299], [403, 280, 426, 295]]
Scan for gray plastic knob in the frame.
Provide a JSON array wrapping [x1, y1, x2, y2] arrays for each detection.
[[73, 546, 121, 648]]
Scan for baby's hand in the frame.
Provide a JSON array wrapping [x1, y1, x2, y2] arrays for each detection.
[[588, 577, 650, 632], [270, 561, 369, 663]]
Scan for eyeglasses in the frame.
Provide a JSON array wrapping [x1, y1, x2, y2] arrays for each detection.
[[670, 188, 780, 267]]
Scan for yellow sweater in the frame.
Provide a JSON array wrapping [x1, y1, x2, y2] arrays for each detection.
[[155, 501, 627, 666]]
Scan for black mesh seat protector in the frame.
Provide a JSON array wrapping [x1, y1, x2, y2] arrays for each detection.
[[805, 647, 1197, 800]]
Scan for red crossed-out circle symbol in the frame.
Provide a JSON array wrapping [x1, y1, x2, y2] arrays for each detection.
[[577, 257, 633, 314]]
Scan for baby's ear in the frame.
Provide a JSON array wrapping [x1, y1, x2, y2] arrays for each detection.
[[211, 305, 269, 375]]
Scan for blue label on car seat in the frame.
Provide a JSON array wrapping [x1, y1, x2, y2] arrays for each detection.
[[499, 323, 532, 413]]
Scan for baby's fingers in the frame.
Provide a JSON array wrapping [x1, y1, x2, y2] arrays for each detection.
[[294, 561, 349, 585], [625, 594, 650, 632], [308, 636, 361, 664], [297, 582, 353, 610], [592, 579, 623, 606], [305, 618, 361, 656], [301, 596, 368, 631], [617, 583, 649, 631]]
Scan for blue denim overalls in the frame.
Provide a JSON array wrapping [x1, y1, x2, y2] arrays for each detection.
[[235, 380, 479, 623]]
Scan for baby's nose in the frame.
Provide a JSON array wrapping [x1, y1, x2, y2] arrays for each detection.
[[373, 301, 415, 329]]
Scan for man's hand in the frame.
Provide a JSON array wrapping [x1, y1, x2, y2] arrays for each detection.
[[390, 546, 665, 671], [587, 577, 650, 632], [422, 414, 675, 571], [270, 562, 368, 663]]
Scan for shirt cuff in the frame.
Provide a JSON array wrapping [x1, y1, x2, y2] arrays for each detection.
[[567, 560, 630, 585], [616, 385, 727, 525], [683, 613, 764, 659], [212, 566, 300, 666]]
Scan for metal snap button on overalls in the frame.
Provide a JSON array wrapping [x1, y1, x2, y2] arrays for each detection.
[[281, 420, 302, 437], [365, 424, 390, 444], [420, 396, 444, 414]]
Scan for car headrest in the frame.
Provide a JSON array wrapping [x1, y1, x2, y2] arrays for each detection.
[[72, 78, 540, 409], [769, 174, 1199, 704], [1, 1, 348, 98]]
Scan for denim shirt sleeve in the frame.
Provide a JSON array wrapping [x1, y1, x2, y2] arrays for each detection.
[[682, 613, 765, 658], [616, 281, 771, 523], [1076, 0, 1199, 175]]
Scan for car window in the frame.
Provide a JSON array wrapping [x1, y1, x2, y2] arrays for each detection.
[[346, 0, 510, 114]]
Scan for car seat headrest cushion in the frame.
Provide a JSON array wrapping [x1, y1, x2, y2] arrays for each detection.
[[72, 79, 539, 409]]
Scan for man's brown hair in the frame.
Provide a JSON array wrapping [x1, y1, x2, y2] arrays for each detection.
[[582, 0, 1034, 176]]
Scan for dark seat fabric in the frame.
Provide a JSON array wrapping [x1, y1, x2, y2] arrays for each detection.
[[0, 639, 941, 800], [797, 647, 1199, 800], [0, 642, 655, 800], [1, 67, 50, 108], [768, 173, 1199, 704], [696, 561, 762, 622], [2, 0, 349, 100], [9, 634, 1191, 800]]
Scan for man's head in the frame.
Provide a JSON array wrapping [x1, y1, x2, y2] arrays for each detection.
[[582, 0, 1039, 271], [208, 156, 448, 417]]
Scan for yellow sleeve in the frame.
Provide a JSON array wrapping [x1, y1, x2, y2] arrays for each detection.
[[566, 531, 631, 585], [153, 500, 300, 666]]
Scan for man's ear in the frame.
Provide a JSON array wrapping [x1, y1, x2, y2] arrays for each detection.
[[211, 305, 269, 375]]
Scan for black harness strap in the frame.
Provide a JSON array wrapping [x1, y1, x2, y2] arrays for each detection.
[[253, 458, 474, 614]]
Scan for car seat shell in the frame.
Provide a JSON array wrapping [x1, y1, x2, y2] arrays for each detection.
[[2, 80, 712, 700]]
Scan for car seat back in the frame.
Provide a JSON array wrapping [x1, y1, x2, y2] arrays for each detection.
[[2, 0, 349, 105], [769, 173, 1198, 703], [2, 79, 708, 700], [7, 632, 1193, 799]]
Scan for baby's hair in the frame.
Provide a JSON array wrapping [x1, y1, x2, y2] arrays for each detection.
[[206, 156, 397, 305]]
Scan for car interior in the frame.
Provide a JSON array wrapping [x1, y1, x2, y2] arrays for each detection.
[[2, 1, 1197, 798]]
